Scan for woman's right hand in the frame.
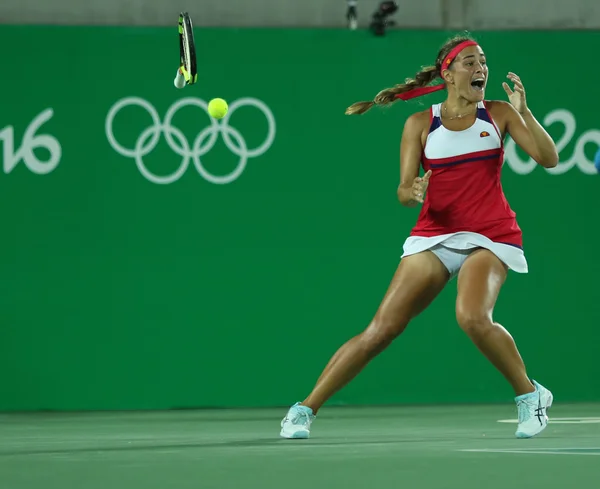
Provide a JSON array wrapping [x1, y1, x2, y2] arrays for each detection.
[[411, 170, 432, 204]]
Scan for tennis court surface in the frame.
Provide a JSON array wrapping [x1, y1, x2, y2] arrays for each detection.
[[2, 403, 599, 489]]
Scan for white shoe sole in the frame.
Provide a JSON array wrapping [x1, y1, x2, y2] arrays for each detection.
[[280, 428, 310, 439]]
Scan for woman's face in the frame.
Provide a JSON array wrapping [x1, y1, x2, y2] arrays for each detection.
[[445, 45, 488, 102]]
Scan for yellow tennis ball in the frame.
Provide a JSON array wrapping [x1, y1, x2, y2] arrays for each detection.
[[208, 98, 228, 119]]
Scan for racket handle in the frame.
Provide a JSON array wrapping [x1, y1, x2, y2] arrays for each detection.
[[174, 68, 186, 89]]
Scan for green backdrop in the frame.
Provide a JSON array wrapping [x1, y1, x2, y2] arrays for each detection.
[[0, 27, 598, 411]]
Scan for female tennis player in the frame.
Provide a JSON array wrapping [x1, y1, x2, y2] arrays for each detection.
[[280, 34, 558, 440]]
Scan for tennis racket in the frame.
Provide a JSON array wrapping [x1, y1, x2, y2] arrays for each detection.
[[178, 12, 198, 85]]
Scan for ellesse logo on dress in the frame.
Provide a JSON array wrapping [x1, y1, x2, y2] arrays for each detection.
[[480, 131, 490, 138]]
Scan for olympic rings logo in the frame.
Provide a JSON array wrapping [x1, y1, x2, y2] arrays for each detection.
[[105, 97, 276, 184]]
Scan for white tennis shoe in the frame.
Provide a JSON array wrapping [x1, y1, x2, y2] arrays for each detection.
[[515, 380, 553, 438], [280, 402, 315, 439]]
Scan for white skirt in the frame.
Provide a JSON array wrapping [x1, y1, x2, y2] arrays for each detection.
[[401, 231, 528, 274]]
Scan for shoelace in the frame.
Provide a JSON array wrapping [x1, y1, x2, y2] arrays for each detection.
[[288, 407, 312, 426], [517, 396, 537, 423]]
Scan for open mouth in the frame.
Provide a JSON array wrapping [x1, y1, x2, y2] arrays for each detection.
[[471, 79, 485, 91]]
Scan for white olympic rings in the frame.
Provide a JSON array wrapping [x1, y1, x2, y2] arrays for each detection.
[[105, 97, 276, 184]]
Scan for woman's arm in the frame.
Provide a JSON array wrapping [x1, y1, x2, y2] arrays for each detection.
[[495, 72, 558, 168], [398, 111, 429, 207]]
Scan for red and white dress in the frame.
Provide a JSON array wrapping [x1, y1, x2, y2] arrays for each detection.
[[401, 101, 528, 273]]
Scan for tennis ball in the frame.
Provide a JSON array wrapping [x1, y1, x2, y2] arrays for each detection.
[[208, 98, 228, 119]]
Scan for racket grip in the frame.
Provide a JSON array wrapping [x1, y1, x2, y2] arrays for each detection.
[[174, 69, 186, 89]]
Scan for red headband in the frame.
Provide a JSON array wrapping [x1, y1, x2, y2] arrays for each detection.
[[394, 40, 479, 101]]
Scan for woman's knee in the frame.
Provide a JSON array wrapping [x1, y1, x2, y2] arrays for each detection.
[[456, 305, 494, 338], [359, 316, 409, 357]]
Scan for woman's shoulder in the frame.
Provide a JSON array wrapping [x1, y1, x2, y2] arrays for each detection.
[[484, 100, 513, 115], [404, 108, 432, 130], [484, 100, 515, 130]]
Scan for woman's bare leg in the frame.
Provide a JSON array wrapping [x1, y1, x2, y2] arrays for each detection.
[[302, 251, 450, 413], [455, 249, 534, 396]]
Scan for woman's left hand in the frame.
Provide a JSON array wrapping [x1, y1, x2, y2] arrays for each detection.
[[502, 72, 528, 114]]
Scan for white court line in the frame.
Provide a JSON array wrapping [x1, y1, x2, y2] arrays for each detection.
[[497, 417, 600, 424], [460, 448, 600, 456]]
